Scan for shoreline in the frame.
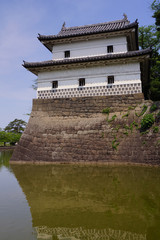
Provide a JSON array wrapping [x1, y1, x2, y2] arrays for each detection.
[[0, 146, 15, 151], [10, 160, 160, 168]]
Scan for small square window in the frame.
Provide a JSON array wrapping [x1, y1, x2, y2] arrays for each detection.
[[64, 50, 70, 58], [52, 81, 58, 88], [107, 45, 113, 53], [79, 78, 85, 87], [108, 76, 114, 84]]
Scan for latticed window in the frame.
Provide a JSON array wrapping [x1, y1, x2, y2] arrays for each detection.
[[107, 45, 113, 53], [108, 76, 114, 84], [64, 50, 70, 58], [52, 81, 58, 88], [79, 78, 85, 86]]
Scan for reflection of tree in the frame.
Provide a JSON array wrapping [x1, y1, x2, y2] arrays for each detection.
[[11, 164, 160, 238], [0, 150, 13, 169]]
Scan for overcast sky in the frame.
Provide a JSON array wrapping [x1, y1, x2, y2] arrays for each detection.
[[0, 0, 155, 128]]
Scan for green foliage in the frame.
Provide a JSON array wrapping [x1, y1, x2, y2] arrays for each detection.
[[141, 114, 155, 131], [156, 140, 160, 146], [102, 107, 110, 114], [124, 125, 130, 130], [112, 137, 119, 150], [0, 118, 25, 145], [153, 126, 159, 133], [123, 131, 129, 136], [136, 105, 148, 117], [114, 125, 120, 132], [155, 111, 160, 122], [122, 112, 129, 118], [127, 122, 137, 133], [139, 25, 160, 52], [129, 123, 133, 133], [150, 78, 160, 101], [108, 115, 117, 122], [138, 3, 160, 100], [140, 130, 149, 135], [0, 131, 21, 145], [132, 121, 139, 127], [8, 132, 22, 145], [151, 0, 160, 30], [5, 119, 27, 133], [0, 131, 8, 146], [128, 106, 136, 110], [142, 105, 148, 114], [150, 103, 158, 112]]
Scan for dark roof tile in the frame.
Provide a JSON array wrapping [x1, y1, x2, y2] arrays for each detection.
[[23, 48, 151, 70], [38, 18, 138, 41]]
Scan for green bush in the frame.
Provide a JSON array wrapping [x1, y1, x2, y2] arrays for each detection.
[[155, 111, 160, 123], [0, 131, 21, 146], [136, 105, 148, 117], [150, 103, 158, 112], [102, 107, 110, 114], [141, 114, 155, 131], [153, 126, 159, 133], [150, 80, 160, 101]]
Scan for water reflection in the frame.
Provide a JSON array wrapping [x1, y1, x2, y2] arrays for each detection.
[[11, 164, 160, 240], [0, 151, 36, 240], [0, 150, 12, 169]]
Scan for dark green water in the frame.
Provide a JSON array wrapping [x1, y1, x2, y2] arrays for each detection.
[[0, 151, 160, 240]]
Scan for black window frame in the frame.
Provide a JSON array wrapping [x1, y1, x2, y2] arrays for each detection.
[[52, 81, 58, 89], [108, 76, 114, 84], [79, 78, 85, 87], [64, 50, 70, 58], [107, 45, 113, 53]]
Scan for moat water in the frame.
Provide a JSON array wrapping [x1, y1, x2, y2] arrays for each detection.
[[0, 150, 160, 240]]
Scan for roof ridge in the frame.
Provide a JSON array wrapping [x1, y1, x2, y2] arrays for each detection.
[[38, 19, 138, 43], [58, 19, 130, 35]]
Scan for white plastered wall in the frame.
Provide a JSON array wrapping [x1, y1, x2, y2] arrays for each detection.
[[37, 62, 141, 91], [52, 36, 127, 60]]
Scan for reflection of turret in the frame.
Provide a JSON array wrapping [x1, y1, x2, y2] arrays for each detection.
[[36, 226, 146, 240], [146, 215, 160, 240], [11, 164, 160, 239]]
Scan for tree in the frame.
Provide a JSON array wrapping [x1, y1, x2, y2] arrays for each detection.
[[0, 131, 21, 146], [0, 131, 8, 146], [151, 0, 160, 30], [4, 119, 27, 133], [138, 0, 160, 101], [139, 25, 160, 52], [139, 25, 160, 100], [7, 132, 22, 145]]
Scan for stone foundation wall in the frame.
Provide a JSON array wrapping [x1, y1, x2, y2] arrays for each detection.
[[33, 93, 144, 116], [11, 94, 160, 164]]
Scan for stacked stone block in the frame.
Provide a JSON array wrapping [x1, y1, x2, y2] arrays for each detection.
[[11, 94, 160, 164]]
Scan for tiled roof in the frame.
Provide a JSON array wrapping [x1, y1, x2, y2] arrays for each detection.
[[38, 18, 138, 41], [23, 48, 151, 72]]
